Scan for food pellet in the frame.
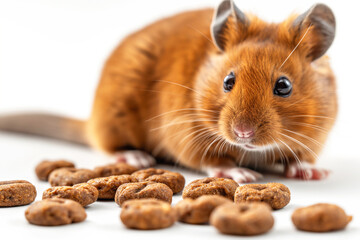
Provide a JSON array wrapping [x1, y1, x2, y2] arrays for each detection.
[[0, 180, 36, 207], [182, 177, 238, 200], [87, 175, 138, 200], [292, 203, 352, 232], [234, 183, 291, 209], [25, 198, 86, 226], [175, 195, 232, 224], [120, 199, 177, 230], [210, 202, 274, 235], [42, 183, 99, 207], [35, 160, 75, 181], [94, 163, 138, 177], [115, 181, 172, 206], [48, 167, 98, 186], [132, 168, 185, 194]]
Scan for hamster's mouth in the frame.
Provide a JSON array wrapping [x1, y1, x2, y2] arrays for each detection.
[[219, 121, 276, 152], [238, 143, 275, 152], [233, 137, 260, 151], [227, 138, 275, 152]]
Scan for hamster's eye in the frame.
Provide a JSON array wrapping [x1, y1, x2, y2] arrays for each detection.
[[274, 77, 292, 97], [223, 72, 235, 93]]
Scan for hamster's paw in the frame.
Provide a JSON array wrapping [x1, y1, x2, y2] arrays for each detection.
[[115, 150, 156, 169], [206, 167, 263, 183], [285, 162, 330, 180]]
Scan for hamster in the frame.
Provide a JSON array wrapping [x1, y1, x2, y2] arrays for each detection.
[[0, 1, 337, 182]]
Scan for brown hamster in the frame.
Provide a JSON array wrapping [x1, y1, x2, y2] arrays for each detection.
[[0, 1, 337, 182]]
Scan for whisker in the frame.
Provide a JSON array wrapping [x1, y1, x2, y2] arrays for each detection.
[[155, 80, 205, 98], [189, 132, 220, 167], [145, 108, 219, 122], [282, 128, 323, 147], [187, 24, 237, 67], [219, 138, 228, 156], [150, 119, 219, 132], [219, 139, 228, 156], [237, 149, 247, 167], [278, 132, 319, 161], [169, 113, 219, 121], [187, 24, 214, 45], [179, 127, 214, 145], [212, 137, 225, 159], [161, 125, 206, 148], [200, 135, 222, 168], [280, 23, 312, 69], [270, 136, 287, 166], [157, 113, 219, 125], [276, 137, 305, 174], [288, 115, 335, 120], [288, 122, 328, 133], [178, 129, 219, 164], [285, 97, 307, 108], [111, 82, 195, 97]]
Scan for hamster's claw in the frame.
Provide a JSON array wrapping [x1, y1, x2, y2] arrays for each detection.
[[115, 150, 156, 169], [207, 167, 263, 183], [285, 163, 330, 180]]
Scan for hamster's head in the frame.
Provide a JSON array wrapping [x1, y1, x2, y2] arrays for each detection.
[[195, 1, 337, 156]]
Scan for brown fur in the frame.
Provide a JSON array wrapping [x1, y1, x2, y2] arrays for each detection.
[[86, 8, 337, 171]]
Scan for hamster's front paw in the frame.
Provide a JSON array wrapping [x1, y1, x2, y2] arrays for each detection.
[[206, 167, 263, 183], [115, 150, 156, 169], [285, 162, 330, 180]]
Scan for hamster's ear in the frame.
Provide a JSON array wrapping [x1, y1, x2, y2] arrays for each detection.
[[293, 4, 336, 61], [211, 0, 248, 51]]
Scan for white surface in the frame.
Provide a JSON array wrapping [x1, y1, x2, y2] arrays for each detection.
[[0, 0, 359, 239], [0, 134, 358, 240]]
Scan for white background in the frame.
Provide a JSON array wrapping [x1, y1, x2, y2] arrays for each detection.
[[0, 0, 359, 239]]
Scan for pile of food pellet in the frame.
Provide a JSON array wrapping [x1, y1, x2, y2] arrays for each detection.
[[0, 159, 353, 235]]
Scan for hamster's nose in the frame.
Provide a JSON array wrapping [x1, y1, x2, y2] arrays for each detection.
[[234, 124, 255, 139]]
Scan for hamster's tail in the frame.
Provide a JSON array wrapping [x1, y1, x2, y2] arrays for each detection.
[[0, 112, 88, 146]]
